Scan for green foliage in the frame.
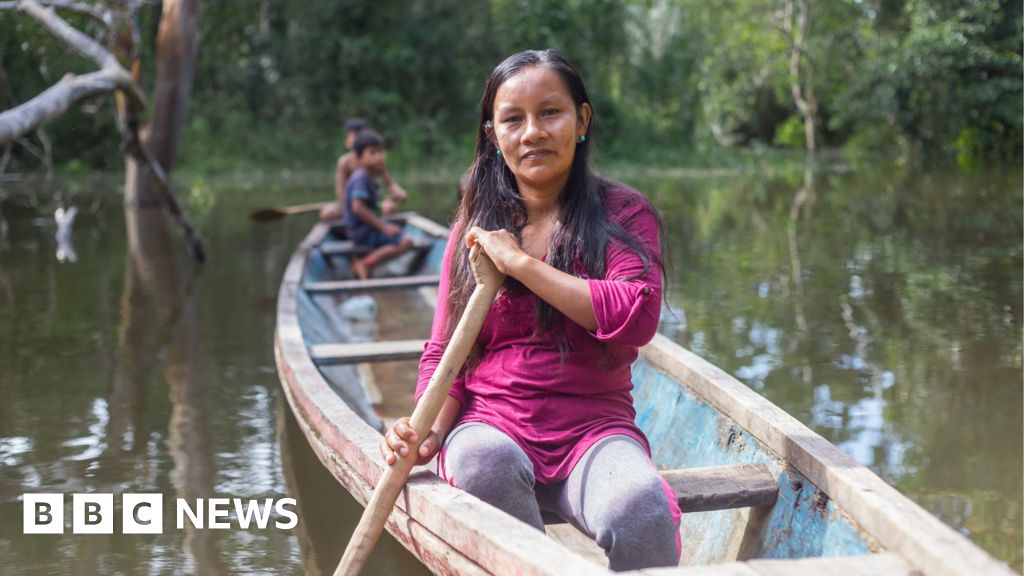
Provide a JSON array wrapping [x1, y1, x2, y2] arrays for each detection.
[[0, 10, 123, 169], [833, 0, 1023, 160], [774, 115, 805, 148], [0, 0, 1020, 172]]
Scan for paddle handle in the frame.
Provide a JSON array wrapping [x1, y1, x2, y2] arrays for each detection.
[[282, 201, 330, 215], [335, 246, 504, 576]]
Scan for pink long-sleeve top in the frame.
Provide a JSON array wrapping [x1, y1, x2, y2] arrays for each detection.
[[415, 186, 663, 484]]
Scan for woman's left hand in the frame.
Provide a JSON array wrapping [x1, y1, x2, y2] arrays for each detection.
[[465, 226, 529, 276], [467, 225, 599, 331]]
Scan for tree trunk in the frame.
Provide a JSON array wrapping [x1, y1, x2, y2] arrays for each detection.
[[1, 0, 205, 260], [123, 0, 202, 260], [0, 0, 143, 146], [143, 0, 198, 172], [784, 0, 817, 155]]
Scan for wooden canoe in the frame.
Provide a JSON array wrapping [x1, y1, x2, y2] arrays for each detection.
[[274, 213, 1014, 576]]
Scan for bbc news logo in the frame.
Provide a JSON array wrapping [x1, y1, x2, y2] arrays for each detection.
[[23, 494, 298, 534]]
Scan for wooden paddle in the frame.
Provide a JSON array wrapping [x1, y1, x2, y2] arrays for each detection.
[[334, 244, 505, 576], [249, 201, 330, 222]]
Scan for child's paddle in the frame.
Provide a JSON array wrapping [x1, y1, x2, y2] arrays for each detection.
[[334, 244, 505, 576], [249, 201, 330, 222]]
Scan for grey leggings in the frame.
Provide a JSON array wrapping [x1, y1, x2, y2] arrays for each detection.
[[441, 422, 680, 571]]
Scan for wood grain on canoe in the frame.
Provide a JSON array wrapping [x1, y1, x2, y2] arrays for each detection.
[[640, 334, 1012, 576], [310, 340, 425, 365], [305, 275, 441, 293], [663, 464, 778, 513], [637, 553, 914, 575]]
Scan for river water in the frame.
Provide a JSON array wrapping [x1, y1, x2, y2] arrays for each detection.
[[0, 163, 1020, 574]]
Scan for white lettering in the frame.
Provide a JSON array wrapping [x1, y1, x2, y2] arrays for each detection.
[[234, 498, 274, 529], [23, 494, 298, 533], [177, 498, 203, 529], [275, 498, 298, 529], [207, 498, 231, 529]]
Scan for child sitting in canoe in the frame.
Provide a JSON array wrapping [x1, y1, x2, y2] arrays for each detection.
[[320, 117, 408, 222], [380, 49, 682, 570], [344, 129, 414, 280]]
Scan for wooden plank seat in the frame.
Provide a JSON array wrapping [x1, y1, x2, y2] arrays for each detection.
[[310, 339, 425, 365], [642, 553, 914, 576], [544, 464, 778, 526], [662, 463, 778, 513], [323, 213, 411, 238], [319, 240, 371, 256], [319, 238, 435, 257], [304, 274, 441, 293]]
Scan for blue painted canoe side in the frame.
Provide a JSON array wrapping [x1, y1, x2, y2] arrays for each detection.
[[631, 359, 871, 565]]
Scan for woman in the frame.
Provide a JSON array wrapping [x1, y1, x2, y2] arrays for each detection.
[[380, 49, 681, 571]]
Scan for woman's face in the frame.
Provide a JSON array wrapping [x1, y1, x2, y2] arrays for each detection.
[[491, 66, 590, 195]]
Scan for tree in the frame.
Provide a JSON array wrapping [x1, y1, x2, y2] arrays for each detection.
[[833, 0, 1023, 160], [0, 0, 205, 261]]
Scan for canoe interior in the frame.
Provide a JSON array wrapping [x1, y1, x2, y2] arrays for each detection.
[[283, 214, 1015, 576], [296, 220, 446, 432], [633, 359, 872, 564], [290, 215, 878, 569]]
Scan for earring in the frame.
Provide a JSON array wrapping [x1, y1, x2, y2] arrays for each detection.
[[496, 150, 502, 157], [579, 135, 587, 143]]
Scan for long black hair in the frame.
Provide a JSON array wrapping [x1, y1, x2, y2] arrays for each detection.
[[445, 49, 666, 358]]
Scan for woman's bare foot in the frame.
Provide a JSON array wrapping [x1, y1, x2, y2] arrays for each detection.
[[352, 257, 371, 280]]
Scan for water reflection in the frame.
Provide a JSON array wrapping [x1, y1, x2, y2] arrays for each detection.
[[276, 336, 430, 576], [787, 163, 814, 333], [0, 165, 1019, 572], [135, 211, 224, 574], [0, 174, 301, 573], [644, 163, 1022, 569], [105, 173, 224, 572]]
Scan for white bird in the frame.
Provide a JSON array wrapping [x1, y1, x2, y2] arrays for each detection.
[[55, 204, 78, 263]]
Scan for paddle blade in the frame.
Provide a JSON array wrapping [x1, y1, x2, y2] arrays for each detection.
[[249, 208, 287, 222]]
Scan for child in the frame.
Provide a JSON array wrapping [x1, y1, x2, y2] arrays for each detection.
[[321, 118, 408, 221], [344, 130, 415, 280]]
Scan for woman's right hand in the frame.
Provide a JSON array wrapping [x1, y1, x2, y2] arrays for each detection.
[[380, 416, 442, 466]]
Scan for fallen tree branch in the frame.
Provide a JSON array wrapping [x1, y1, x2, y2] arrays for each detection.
[[0, 0, 143, 145], [0, 0, 110, 27], [119, 85, 206, 263], [0, 69, 131, 143], [129, 140, 206, 262], [17, 0, 117, 69], [1, 0, 205, 262]]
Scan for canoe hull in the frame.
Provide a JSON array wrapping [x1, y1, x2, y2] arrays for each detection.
[[275, 215, 1014, 576], [634, 357, 872, 564]]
